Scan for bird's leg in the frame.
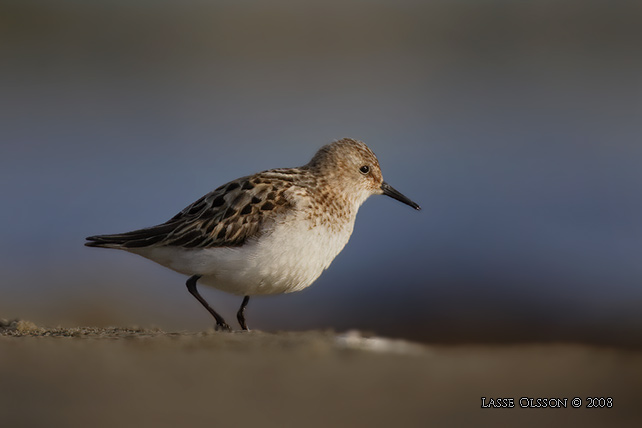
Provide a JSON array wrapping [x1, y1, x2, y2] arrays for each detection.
[[186, 275, 230, 331], [236, 296, 250, 331]]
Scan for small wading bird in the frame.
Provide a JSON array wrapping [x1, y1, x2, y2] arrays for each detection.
[[86, 138, 420, 331]]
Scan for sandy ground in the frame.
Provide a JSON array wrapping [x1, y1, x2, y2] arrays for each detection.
[[1, 320, 641, 428]]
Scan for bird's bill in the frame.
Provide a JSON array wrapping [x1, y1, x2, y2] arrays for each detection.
[[381, 182, 421, 210]]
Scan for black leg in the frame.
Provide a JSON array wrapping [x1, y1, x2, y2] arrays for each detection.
[[186, 275, 230, 331], [237, 296, 250, 331]]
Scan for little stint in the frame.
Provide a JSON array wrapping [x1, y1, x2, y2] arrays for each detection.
[[86, 138, 420, 330]]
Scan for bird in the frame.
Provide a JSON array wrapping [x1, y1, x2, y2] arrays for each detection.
[[85, 138, 420, 331]]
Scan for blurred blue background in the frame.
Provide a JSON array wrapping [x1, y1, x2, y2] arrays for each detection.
[[1, 0, 641, 346]]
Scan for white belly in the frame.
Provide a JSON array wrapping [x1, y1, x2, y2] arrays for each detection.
[[129, 217, 354, 295]]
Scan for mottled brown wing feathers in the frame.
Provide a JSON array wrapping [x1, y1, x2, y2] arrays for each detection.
[[85, 170, 300, 249]]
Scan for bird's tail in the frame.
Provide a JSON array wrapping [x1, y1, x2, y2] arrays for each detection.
[[85, 223, 175, 249], [85, 233, 131, 249]]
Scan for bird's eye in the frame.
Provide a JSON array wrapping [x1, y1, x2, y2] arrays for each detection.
[[359, 165, 370, 174]]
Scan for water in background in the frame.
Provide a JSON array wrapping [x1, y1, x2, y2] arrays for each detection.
[[2, 0, 641, 346]]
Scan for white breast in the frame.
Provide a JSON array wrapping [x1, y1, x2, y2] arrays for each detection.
[[130, 213, 356, 296]]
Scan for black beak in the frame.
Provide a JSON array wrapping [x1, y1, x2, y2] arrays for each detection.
[[381, 182, 421, 210]]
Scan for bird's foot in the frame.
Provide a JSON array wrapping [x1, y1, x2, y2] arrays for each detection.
[[214, 322, 232, 332]]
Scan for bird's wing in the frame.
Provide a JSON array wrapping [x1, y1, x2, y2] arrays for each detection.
[[85, 170, 300, 249]]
